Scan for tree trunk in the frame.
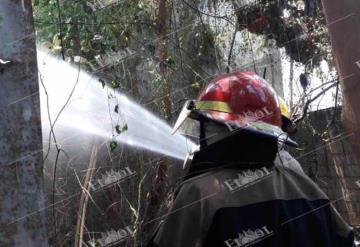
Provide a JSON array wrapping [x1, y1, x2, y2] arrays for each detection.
[[142, 0, 171, 239], [321, 0, 360, 163], [0, 1, 48, 246], [158, 0, 172, 120]]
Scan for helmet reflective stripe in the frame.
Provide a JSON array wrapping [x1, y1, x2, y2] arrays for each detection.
[[195, 101, 232, 113], [277, 97, 297, 134], [278, 97, 291, 118], [195, 71, 282, 127]]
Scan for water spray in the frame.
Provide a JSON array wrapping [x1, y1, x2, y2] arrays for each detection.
[[37, 50, 196, 160]]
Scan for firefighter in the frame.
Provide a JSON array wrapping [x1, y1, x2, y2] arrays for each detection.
[[147, 71, 354, 247], [274, 96, 304, 175]]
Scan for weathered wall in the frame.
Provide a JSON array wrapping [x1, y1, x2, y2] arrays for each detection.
[[291, 107, 360, 225]]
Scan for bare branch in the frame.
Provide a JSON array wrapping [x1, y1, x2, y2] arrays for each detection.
[[295, 82, 338, 124]]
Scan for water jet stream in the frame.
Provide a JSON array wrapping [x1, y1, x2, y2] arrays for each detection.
[[37, 50, 196, 160]]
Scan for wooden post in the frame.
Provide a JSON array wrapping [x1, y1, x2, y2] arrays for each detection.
[[0, 0, 48, 245], [321, 0, 360, 164]]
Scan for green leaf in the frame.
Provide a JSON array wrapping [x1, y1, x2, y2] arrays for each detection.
[[110, 141, 118, 151], [115, 124, 128, 134], [164, 56, 175, 68], [122, 124, 128, 132], [115, 125, 121, 134], [111, 80, 120, 88], [191, 82, 200, 89]]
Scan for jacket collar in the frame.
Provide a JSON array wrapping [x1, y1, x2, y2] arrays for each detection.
[[185, 128, 278, 179]]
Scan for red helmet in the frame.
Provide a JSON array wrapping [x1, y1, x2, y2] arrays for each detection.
[[194, 71, 281, 127], [173, 71, 297, 147]]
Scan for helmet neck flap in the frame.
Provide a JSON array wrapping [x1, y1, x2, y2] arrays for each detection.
[[184, 125, 279, 179]]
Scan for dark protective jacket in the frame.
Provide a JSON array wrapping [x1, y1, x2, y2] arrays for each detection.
[[148, 130, 354, 247]]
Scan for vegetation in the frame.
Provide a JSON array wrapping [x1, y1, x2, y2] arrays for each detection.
[[236, 0, 331, 67], [31, 0, 349, 246]]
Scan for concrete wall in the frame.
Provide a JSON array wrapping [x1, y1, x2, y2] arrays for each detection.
[[291, 107, 360, 225]]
